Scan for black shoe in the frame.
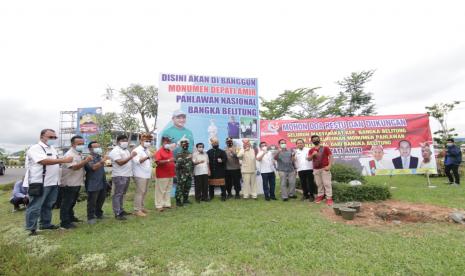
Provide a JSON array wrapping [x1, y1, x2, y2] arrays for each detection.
[[115, 215, 127, 220], [265, 197, 270, 201], [183, 199, 191, 204], [39, 224, 59, 230], [176, 201, 184, 207], [221, 197, 226, 201], [271, 197, 277, 200], [96, 215, 105, 220], [120, 211, 132, 216], [61, 223, 77, 229], [29, 229, 37, 236], [309, 195, 315, 201], [283, 198, 289, 202], [235, 194, 241, 199], [227, 194, 233, 199], [71, 217, 83, 223], [289, 195, 298, 199]]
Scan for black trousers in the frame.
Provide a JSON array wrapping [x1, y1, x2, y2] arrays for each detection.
[[225, 169, 241, 196], [60, 186, 81, 226], [209, 185, 226, 199], [298, 170, 317, 198], [10, 197, 29, 208], [445, 164, 460, 184], [194, 174, 209, 201], [87, 189, 106, 220], [53, 186, 65, 209]]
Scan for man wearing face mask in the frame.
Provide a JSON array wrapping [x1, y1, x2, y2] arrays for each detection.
[[308, 135, 334, 206], [444, 138, 462, 185], [131, 134, 154, 216], [60, 135, 94, 229], [256, 141, 276, 201], [207, 138, 228, 201], [238, 139, 258, 199], [275, 139, 297, 201], [108, 135, 137, 220], [225, 137, 242, 199], [24, 129, 74, 236], [174, 138, 194, 207], [193, 143, 210, 202], [84, 141, 109, 225], [294, 139, 316, 201], [154, 136, 176, 211]]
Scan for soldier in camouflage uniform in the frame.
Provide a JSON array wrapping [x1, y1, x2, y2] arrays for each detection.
[[175, 139, 194, 207]]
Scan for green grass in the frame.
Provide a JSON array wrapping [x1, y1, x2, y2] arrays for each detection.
[[1, 175, 465, 275]]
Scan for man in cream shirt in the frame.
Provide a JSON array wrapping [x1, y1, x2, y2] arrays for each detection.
[[131, 134, 154, 217], [60, 135, 93, 229]]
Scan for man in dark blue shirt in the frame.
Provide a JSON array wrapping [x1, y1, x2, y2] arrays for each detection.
[[444, 138, 462, 185], [84, 141, 109, 224]]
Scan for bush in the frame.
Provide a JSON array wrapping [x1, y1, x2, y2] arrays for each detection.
[[332, 183, 391, 203], [330, 163, 366, 184]]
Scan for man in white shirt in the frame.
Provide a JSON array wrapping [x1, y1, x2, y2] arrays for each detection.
[[25, 129, 73, 236], [193, 142, 210, 203], [293, 139, 316, 201], [256, 141, 276, 201], [131, 133, 154, 217], [60, 135, 93, 229], [109, 135, 137, 220]]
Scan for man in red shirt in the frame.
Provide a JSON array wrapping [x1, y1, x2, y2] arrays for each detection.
[[154, 136, 176, 212], [308, 135, 334, 206]]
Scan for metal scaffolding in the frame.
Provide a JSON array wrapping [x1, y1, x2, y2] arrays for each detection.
[[59, 110, 77, 151]]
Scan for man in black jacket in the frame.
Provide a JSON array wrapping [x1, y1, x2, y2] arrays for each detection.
[[207, 138, 228, 201]]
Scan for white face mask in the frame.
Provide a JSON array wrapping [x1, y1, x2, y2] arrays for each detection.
[[75, 145, 85, 152], [143, 142, 151, 148], [120, 142, 128, 149], [164, 144, 171, 150], [262, 146, 267, 151], [447, 143, 453, 147]]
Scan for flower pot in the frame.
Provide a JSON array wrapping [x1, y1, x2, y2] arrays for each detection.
[[347, 202, 362, 213], [340, 207, 357, 220], [332, 204, 345, 216]]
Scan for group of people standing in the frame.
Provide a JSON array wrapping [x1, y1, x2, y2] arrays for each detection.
[[18, 128, 334, 236]]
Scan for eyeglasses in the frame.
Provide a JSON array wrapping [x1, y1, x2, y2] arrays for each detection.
[[47, 136, 58, 139]]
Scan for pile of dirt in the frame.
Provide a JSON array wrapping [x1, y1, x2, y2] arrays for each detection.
[[321, 200, 457, 227]]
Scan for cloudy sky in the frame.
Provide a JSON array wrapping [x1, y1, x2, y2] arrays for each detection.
[[1, 0, 464, 153]]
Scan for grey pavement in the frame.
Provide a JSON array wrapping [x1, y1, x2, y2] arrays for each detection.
[[0, 168, 26, 185]]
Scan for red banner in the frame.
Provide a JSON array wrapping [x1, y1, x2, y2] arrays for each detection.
[[260, 114, 436, 175]]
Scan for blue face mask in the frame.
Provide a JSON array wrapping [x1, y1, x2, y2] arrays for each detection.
[[46, 139, 57, 146], [75, 145, 85, 152], [93, 148, 103, 155]]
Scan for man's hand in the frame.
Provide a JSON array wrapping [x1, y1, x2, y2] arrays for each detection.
[[131, 151, 138, 158], [324, 166, 331, 171], [85, 155, 93, 162], [311, 151, 318, 157], [217, 158, 223, 163]]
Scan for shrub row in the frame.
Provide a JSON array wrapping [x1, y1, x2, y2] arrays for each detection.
[[332, 183, 391, 203]]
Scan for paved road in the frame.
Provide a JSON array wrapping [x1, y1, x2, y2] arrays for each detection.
[[0, 168, 26, 185]]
